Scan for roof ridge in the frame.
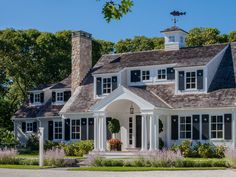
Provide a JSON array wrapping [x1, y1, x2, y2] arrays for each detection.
[[149, 90, 173, 109]]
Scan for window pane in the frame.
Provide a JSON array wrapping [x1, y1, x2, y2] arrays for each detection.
[[186, 117, 191, 123], [217, 131, 223, 138], [180, 124, 185, 131], [186, 132, 191, 139], [180, 132, 185, 139]]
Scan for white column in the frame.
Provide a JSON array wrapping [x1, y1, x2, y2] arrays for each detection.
[[149, 115, 155, 151], [155, 115, 159, 150], [94, 117, 98, 151], [233, 110, 236, 149], [100, 117, 107, 151], [141, 115, 147, 151], [39, 127, 44, 167], [166, 115, 171, 148], [62, 119, 65, 142]]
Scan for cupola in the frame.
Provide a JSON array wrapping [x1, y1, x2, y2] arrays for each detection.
[[161, 26, 188, 51]]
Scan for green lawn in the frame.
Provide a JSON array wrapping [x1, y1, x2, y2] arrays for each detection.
[[0, 164, 50, 169], [69, 167, 226, 171]]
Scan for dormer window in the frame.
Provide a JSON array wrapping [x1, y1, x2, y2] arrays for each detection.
[[186, 71, 196, 90], [103, 78, 112, 94], [169, 36, 175, 42], [56, 92, 64, 102], [157, 69, 166, 80], [34, 93, 41, 103], [29, 92, 44, 105], [96, 76, 118, 96]]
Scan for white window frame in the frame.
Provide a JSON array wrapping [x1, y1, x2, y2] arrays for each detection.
[[26, 122, 33, 133], [34, 93, 41, 103], [141, 70, 150, 81], [71, 119, 81, 140], [102, 77, 112, 95], [54, 121, 62, 140], [169, 36, 175, 42], [210, 115, 224, 140], [157, 69, 167, 81], [179, 116, 192, 140], [185, 71, 197, 90], [56, 91, 64, 102]]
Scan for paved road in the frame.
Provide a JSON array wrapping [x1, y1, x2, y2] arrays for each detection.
[[0, 168, 236, 177]]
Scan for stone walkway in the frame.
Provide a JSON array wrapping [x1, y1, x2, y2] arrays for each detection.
[[0, 168, 236, 177]]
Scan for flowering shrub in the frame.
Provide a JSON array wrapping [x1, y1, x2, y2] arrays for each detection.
[[108, 139, 122, 151], [0, 148, 18, 164], [225, 149, 236, 168], [0, 129, 19, 148], [44, 148, 65, 167]]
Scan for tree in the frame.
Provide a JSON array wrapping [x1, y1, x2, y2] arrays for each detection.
[[186, 28, 222, 47], [115, 36, 164, 53], [229, 30, 236, 42], [108, 118, 120, 138], [100, 0, 134, 22]]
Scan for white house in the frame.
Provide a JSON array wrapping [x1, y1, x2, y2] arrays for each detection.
[[13, 26, 236, 152]]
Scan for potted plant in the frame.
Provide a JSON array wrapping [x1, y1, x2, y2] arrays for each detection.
[[108, 118, 122, 151]]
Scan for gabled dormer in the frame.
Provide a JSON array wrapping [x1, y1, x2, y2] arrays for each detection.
[[29, 91, 44, 106], [161, 26, 188, 51]]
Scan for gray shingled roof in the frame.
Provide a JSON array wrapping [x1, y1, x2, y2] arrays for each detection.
[[93, 44, 227, 74], [160, 26, 188, 34], [50, 75, 71, 89]]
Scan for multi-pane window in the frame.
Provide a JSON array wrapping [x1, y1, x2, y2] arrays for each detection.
[[26, 122, 33, 132], [129, 117, 133, 145], [54, 121, 62, 140], [103, 78, 111, 94], [186, 72, 196, 89], [72, 119, 81, 140], [157, 69, 166, 80], [142, 70, 150, 81], [180, 116, 192, 139], [34, 93, 40, 103], [56, 92, 64, 102], [211, 115, 223, 139], [169, 36, 175, 42]]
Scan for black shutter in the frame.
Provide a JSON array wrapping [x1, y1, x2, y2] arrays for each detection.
[[64, 119, 70, 141], [33, 122, 38, 133], [202, 114, 209, 140], [112, 76, 118, 91], [192, 115, 200, 140], [22, 122, 26, 133], [52, 92, 56, 102], [171, 115, 178, 140], [178, 71, 185, 91], [40, 92, 44, 103], [224, 114, 232, 140], [197, 70, 204, 90], [64, 91, 71, 102], [48, 121, 54, 140], [130, 70, 141, 82], [81, 118, 87, 140], [88, 118, 94, 140], [167, 67, 175, 80], [30, 93, 34, 103], [106, 117, 112, 140], [96, 77, 102, 96]]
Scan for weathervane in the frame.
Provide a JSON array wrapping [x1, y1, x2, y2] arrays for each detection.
[[170, 10, 186, 26]]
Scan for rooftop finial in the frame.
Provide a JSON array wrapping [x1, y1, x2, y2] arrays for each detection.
[[170, 10, 186, 26]]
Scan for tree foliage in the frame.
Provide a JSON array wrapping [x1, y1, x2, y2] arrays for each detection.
[[229, 30, 236, 42], [100, 0, 134, 22], [108, 118, 120, 134], [186, 28, 228, 47]]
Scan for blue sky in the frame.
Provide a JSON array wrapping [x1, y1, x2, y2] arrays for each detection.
[[0, 0, 236, 42]]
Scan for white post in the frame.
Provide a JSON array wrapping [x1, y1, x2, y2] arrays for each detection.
[[100, 117, 106, 151], [149, 115, 154, 151], [39, 127, 44, 167], [94, 117, 98, 151], [141, 115, 147, 151], [156, 115, 159, 150]]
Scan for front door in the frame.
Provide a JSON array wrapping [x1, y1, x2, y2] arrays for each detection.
[[136, 115, 142, 148]]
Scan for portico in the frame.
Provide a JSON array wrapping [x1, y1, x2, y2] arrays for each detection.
[[91, 86, 163, 152]]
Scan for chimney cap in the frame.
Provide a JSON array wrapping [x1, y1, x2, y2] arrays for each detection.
[[72, 30, 92, 38]]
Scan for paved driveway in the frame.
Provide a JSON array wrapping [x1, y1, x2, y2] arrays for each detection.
[[0, 168, 236, 177]]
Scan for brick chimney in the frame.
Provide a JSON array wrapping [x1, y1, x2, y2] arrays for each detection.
[[71, 31, 92, 93]]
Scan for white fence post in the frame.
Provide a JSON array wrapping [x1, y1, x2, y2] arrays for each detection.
[[39, 127, 44, 167]]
